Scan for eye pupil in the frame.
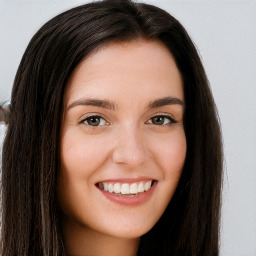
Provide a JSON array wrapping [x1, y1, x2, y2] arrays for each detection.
[[152, 116, 165, 125], [87, 116, 100, 126]]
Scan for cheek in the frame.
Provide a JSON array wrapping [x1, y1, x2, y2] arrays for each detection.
[[168, 135, 186, 171], [153, 130, 187, 176], [60, 129, 110, 178], [57, 130, 110, 210], [57, 130, 109, 215]]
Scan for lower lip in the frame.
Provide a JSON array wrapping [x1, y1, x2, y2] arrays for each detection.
[[96, 181, 157, 206]]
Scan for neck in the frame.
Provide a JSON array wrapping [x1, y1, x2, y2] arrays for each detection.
[[62, 217, 140, 256]]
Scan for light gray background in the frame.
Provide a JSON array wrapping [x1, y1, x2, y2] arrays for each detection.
[[0, 0, 255, 255]]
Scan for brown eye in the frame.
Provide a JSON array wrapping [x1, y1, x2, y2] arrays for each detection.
[[83, 116, 106, 126], [149, 115, 176, 125]]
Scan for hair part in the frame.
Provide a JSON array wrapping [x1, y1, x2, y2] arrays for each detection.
[[1, 0, 223, 255]]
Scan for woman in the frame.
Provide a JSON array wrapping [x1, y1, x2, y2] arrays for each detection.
[[0, 0, 223, 255]]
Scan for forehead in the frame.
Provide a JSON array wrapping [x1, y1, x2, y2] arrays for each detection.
[[64, 40, 184, 108]]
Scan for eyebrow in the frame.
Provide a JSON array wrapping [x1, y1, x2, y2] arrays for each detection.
[[147, 96, 184, 109], [66, 98, 116, 111], [66, 96, 184, 111]]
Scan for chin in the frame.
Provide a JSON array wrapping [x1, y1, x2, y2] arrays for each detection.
[[92, 213, 160, 239]]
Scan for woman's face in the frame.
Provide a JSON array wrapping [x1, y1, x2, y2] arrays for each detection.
[[58, 40, 186, 239]]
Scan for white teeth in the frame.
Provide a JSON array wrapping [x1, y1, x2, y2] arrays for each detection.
[[108, 184, 114, 193], [103, 182, 108, 191], [144, 181, 152, 191], [114, 183, 121, 193], [138, 183, 144, 193], [121, 183, 130, 194], [98, 180, 154, 195], [129, 183, 137, 194]]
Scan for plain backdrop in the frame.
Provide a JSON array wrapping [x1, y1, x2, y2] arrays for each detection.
[[0, 0, 256, 255]]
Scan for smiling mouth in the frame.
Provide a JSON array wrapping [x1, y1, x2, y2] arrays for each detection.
[[96, 180, 157, 196]]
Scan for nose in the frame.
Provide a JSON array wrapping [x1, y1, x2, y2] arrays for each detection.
[[112, 125, 148, 168]]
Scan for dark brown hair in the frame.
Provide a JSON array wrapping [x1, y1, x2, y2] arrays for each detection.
[[1, 0, 223, 255]]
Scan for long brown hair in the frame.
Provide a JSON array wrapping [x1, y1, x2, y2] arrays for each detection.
[[1, 0, 223, 255]]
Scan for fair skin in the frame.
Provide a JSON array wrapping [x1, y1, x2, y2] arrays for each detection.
[[57, 40, 186, 256]]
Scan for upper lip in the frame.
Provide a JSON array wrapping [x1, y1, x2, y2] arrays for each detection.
[[96, 177, 156, 184]]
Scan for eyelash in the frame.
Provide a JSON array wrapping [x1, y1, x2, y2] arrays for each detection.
[[80, 115, 108, 127], [80, 114, 177, 127], [147, 115, 177, 126]]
